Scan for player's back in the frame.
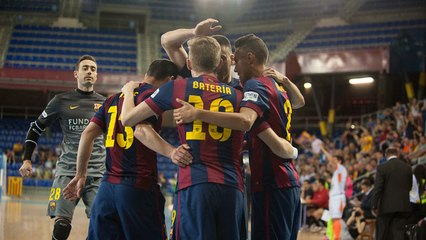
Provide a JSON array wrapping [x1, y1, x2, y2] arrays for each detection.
[[92, 83, 160, 189], [145, 75, 244, 192], [242, 76, 299, 191]]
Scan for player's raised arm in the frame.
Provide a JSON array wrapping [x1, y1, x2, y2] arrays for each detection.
[[320, 144, 338, 167], [63, 122, 103, 200], [161, 18, 222, 70], [263, 67, 305, 109], [134, 123, 192, 167], [120, 81, 157, 127]]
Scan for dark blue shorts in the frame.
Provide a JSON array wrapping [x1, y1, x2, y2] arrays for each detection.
[[88, 182, 166, 240], [252, 187, 301, 240], [170, 183, 243, 240]]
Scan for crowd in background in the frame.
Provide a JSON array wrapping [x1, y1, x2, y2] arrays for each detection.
[[5, 141, 58, 180], [295, 98, 426, 237]]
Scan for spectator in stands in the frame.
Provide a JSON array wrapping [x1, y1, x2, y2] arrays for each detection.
[[359, 178, 374, 219], [409, 98, 422, 125], [13, 140, 23, 162], [371, 147, 412, 240], [301, 180, 314, 202], [311, 134, 323, 155], [421, 101, 426, 134], [18, 55, 106, 240], [352, 161, 366, 180], [346, 207, 366, 240], [358, 127, 374, 154], [158, 172, 167, 193], [405, 113, 418, 139], [305, 178, 329, 228], [6, 150, 15, 164]]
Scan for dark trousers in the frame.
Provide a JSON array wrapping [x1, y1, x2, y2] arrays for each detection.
[[376, 212, 410, 240], [407, 203, 424, 225]]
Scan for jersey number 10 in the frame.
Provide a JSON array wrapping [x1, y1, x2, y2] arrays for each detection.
[[185, 95, 234, 142]]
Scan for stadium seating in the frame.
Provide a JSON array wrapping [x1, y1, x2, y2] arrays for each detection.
[[89, 0, 196, 21], [296, 19, 426, 51], [237, 0, 342, 22], [160, 30, 292, 59], [0, 117, 61, 150], [5, 25, 138, 73], [359, 0, 424, 12], [0, 117, 181, 186], [0, 0, 60, 13]]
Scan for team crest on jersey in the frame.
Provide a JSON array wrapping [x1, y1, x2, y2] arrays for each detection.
[[94, 103, 102, 112], [49, 201, 56, 211], [242, 91, 259, 102]]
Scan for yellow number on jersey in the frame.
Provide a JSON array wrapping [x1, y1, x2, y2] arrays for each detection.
[[105, 106, 134, 149], [283, 99, 292, 141], [185, 95, 233, 142], [185, 95, 206, 140]]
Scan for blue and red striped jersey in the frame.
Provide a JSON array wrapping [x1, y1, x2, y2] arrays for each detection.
[[241, 76, 300, 192], [145, 75, 245, 192], [91, 83, 161, 190]]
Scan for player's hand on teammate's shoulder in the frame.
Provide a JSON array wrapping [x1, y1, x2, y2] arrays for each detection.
[[63, 176, 86, 201], [194, 18, 222, 36], [173, 98, 196, 125], [171, 144, 192, 167], [121, 81, 140, 95], [263, 67, 289, 85], [19, 160, 33, 177]]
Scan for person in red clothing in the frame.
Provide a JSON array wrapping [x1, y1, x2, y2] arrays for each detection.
[[306, 178, 329, 226]]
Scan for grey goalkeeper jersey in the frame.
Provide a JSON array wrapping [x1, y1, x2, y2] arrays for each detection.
[[36, 89, 106, 177]]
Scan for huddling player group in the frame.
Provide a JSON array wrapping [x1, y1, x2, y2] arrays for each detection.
[[19, 18, 309, 240]]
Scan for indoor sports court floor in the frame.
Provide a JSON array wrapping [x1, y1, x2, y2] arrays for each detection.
[[0, 187, 324, 239]]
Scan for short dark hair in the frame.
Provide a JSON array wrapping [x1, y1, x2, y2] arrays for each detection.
[[317, 178, 326, 186], [234, 34, 269, 64], [361, 178, 372, 187], [212, 35, 231, 49], [146, 59, 178, 80], [75, 55, 96, 70], [385, 147, 398, 158], [335, 155, 344, 164]]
